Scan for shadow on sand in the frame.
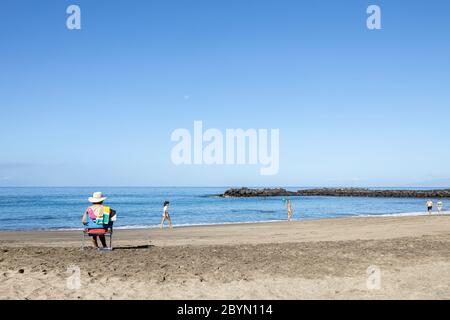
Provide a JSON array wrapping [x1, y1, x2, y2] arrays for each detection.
[[112, 245, 154, 251]]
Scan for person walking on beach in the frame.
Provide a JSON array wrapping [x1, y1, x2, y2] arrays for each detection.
[[82, 192, 116, 249], [160, 201, 173, 229], [426, 199, 433, 215]]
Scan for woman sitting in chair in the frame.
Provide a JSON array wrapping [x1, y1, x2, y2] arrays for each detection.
[[82, 192, 116, 249]]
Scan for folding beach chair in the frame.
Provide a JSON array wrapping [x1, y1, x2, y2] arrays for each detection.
[[81, 219, 114, 251]]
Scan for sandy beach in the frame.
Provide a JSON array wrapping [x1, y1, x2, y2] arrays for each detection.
[[1, 214, 450, 300]]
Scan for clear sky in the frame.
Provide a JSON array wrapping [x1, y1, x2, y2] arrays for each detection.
[[1, 0, 449, 187]]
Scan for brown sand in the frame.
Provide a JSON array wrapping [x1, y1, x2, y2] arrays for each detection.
[[1, 215, 450, 299]]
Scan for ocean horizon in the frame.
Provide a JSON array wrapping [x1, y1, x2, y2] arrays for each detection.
[[0, 187, 448, 231]]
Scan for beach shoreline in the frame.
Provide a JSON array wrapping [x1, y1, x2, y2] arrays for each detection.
[[1, 210, 448, 234], [1, 214, 450, 299], [1, 214, 450, 248]]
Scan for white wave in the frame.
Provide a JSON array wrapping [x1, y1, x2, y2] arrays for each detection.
[[53, 219, 285, 231], [115, 219, 285, 230], [49, 212, 450, 231], [357, 211, 450, 218]]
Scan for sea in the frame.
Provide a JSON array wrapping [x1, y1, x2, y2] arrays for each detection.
[[0, 187, 447, 231]]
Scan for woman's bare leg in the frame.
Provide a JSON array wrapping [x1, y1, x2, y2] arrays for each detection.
[[91, 236, 99, 248], [167, 216, 173, 228], [160, 216, 166, 229], [99, 235, 107, 248]]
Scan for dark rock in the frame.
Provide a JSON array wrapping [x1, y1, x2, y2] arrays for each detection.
[[299, 188, 450, 198], [217, 187, 450, 198], [219, 187, 298, 198]]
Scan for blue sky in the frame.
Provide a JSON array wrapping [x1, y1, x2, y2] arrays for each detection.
[[0, 0, 449, 187]]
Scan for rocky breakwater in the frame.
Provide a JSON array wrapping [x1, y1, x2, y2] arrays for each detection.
[[218, 187, 450, 198], [299, 188, 450, 198], [219, 188, 299, 198]]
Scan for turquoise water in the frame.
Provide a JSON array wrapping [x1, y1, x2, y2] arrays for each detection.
[[0, 187, 446, 231]]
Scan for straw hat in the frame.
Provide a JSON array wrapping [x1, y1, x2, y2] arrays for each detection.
[[88, 191, 107, 203]]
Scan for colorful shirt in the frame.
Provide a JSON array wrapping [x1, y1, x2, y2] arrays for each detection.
[[86, 205, 112, 225]]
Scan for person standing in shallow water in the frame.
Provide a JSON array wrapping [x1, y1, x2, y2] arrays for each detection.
[[437, 201, 443, 214], [160, 201, 173, 229], [287, 199, 293, 221], [426, 199, 433, 215]]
